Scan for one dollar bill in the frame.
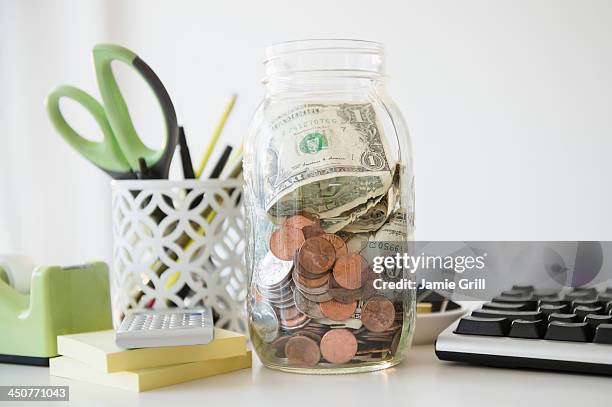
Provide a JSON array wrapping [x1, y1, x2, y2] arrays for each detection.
[[264, 103, 393, 219]]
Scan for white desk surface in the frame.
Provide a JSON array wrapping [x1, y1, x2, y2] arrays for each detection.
[[0, 345, 609, 407]]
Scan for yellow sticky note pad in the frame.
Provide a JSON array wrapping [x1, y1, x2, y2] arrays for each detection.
[[57, 328, 246, 372], [50, 351, 252, 392]]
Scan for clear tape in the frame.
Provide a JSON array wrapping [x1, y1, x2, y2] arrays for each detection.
[[0, 255, 34, 294]]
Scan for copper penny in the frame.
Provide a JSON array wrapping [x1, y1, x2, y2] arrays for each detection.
[[269, 226, 305, 261], [284, 214, 316, 230], [303, 224, 325, 239], [293, 250, 331, 280], [292, 252, 319, 279], [319, 299, 357, 321], [271, 335, 291, 357], [297, 236, 336, 275], [285, 335, 321, 366], [321, 234, 348, 257], [361, 297, 396, 332], [292, 270, 329, 295], [328, 274, 363, 304], [281, 313, 310, 329], [296, 263, 327, 280], [293, 331, 322, 343], [333, 253, 368, 290], [300, 212, 320, 222], [295, 269, 330, 288], [320, 329, 357, 364]]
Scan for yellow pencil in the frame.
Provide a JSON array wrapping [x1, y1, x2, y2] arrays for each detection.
[[195, 94, 237, 179]]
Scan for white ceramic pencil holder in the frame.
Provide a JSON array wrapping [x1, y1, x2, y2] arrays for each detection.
[[110, 179, 247, 334]]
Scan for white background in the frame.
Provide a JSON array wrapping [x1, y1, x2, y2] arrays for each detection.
[[1, 0, 611, 267]]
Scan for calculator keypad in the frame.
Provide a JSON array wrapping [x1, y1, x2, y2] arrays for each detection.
[[115, 307, 214, 349], [125, 310, 210, 331]]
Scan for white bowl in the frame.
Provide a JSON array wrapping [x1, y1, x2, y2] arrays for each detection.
[[412, 305, 468, 345]]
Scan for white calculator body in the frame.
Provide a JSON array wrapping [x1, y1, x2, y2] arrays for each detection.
[[115, 307, 214, 349]]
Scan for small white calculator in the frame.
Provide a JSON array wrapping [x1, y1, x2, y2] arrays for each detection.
[[115, 307, 214, 349]]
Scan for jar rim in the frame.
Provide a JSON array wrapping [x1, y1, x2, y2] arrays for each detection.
[[264, 39, 386, 80], [264, 38, 385, 62]]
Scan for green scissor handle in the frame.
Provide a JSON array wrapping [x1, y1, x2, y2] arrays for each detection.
[[92, 44, 178, 179], [45, 85, 135, 178]]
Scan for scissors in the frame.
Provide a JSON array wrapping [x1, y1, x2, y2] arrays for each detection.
[[46, 44, 179, 179]]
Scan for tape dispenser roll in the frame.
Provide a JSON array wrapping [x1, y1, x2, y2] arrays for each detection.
[[0, 255, 35, 294]]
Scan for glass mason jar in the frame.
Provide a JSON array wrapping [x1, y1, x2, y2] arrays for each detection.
[[243, 39, 415, 374]]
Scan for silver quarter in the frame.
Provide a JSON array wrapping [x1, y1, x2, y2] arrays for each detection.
[[251, 301, 279, 343], [256, 252, 293, 288]]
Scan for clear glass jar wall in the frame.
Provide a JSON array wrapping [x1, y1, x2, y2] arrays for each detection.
[[243, 40, 415, 373]]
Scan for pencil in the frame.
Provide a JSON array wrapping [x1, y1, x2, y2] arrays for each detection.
[[195, 94, 237, 178]]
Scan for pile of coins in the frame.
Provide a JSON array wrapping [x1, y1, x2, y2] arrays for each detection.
[[252, 214, 403, 367]]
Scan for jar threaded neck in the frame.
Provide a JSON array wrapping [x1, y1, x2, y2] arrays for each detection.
[[264, 39, 386, 81]]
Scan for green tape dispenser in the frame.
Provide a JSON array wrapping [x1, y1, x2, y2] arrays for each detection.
[[0, 256, 113, 366]]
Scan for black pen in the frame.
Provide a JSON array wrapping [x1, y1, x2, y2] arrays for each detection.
[[208, 145, 233, 179], [178, 126, 195, 179]]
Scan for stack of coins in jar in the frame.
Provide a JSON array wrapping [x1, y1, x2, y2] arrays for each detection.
[[250, 208, 408, 368], [251, 183, 412, 367]]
